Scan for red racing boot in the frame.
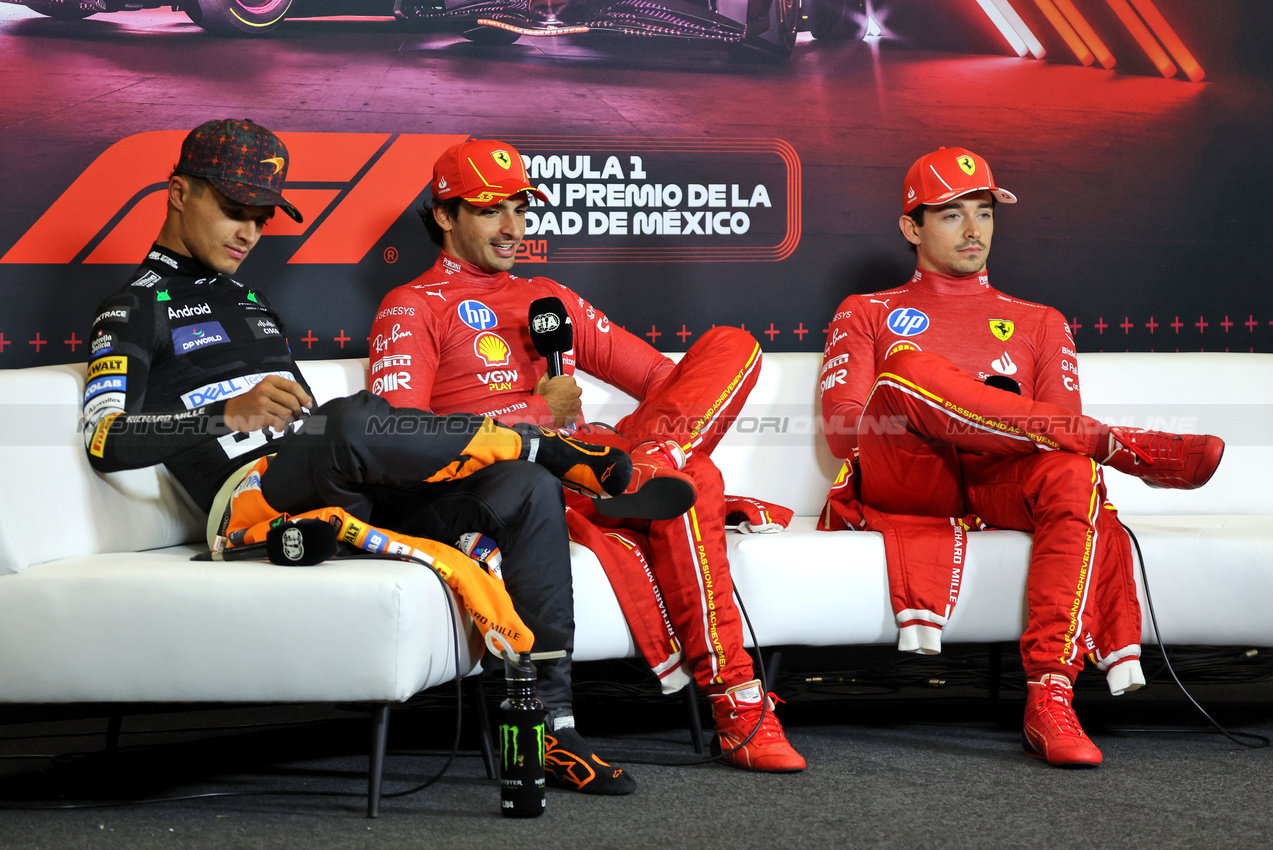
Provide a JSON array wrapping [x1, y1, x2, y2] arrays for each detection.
[[1023, 674, 1102, 767], [1102, 426, 1224, 490], [709, 680, 806, 772], [595, 439, 697, 520]]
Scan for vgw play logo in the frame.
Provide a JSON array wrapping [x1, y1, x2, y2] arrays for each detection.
[[0, 131, 470, 266]]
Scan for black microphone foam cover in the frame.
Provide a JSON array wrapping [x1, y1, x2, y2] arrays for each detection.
[[528, 296, 573, 358], [265, 518, 339, 567]]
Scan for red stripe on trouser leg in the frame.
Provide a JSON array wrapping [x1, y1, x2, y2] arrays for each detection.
[[616, 326, 761, 456], [573, 327, 759, 690], [864, 350, 1107, 460], [1084, 505, 1143, 665], [963, 451, 1106, 679], [645, 454, 752, 689], [563, 508, 685, 685]]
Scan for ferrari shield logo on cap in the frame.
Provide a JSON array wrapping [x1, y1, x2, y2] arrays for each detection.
[[491, 149, 513, 170], [958, 155, 976, 176], [989, 319, 1015, 342]]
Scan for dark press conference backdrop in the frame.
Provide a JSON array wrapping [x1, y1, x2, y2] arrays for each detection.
[[1, 0, 1270, 368]]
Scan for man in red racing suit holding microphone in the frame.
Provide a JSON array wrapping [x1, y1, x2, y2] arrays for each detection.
[[371, 139, 805, 774], [819, 146, 1226, 767]]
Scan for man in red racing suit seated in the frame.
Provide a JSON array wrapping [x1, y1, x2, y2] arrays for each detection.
[[370, 139, 806, 773], [81, 119, 642, 796], [818, 146, 1225, 768]]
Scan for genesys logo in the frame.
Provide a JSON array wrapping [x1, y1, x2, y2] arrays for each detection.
[[1, 132, 800, 267], [376, 306, 415, 320]]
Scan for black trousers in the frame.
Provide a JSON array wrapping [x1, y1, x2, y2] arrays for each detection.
[[259, 391, 576, 709]]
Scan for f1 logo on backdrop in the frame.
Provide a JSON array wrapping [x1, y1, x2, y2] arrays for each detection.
[[0, 131, 469, 266], [2, 132, 802, 267]]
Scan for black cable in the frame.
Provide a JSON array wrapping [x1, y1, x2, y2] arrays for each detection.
[[0, 554, 469, 811], [611, 586, 773, 767], [1122, 520, 1270, 749]]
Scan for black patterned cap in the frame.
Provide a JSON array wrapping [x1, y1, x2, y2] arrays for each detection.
[[176, 119, 303, 223]]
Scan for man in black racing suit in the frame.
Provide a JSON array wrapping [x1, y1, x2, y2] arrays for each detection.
[[81, 118, 637, 795]]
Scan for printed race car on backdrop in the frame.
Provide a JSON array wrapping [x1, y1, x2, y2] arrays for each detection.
[[2, 0, 874, 57]]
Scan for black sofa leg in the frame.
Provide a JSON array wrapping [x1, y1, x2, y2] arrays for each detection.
[[105, 709, 124, 754], [684, 682, 706, 755], [470, 676, 498, 780], [762, 649, 783, 691], [988, 644, 1003, 701], [367, 704, 391, 819]]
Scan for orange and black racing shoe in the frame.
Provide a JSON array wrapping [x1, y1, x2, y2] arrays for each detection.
[[514, 424, 632, 498], [543, 725, 636, 795]]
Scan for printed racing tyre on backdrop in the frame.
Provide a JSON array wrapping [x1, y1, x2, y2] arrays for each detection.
[[459, 23, 522, 44], [808, 0, 852, 39], [22, 0, 97, 19], [736, 0, 797, 60], [186, 0, 293, 35]]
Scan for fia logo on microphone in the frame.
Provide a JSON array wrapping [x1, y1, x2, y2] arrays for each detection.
[[531, 313, 560, 334]]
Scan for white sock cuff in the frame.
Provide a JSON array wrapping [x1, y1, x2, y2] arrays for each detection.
[[1106, 658, 1146, 696], [897, 623, 943, 655]]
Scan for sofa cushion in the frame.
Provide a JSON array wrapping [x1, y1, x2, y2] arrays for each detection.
[[0, 547, 476, 703], [0, 365, 203, 574]]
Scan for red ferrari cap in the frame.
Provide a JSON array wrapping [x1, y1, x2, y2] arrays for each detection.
[[431, 139, 548, 207], [176, 118, 302, 223], [903, 147, 1017, 214]]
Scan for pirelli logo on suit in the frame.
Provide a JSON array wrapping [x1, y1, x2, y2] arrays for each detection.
[[89, 411, 123, 458]]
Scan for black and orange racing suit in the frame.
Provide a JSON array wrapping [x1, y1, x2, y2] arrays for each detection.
[[82, 244, 579, 705]]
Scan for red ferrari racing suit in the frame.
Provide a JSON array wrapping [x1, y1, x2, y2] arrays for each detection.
[[371, 252, 763, 693], [819, 268, 1143, 693]]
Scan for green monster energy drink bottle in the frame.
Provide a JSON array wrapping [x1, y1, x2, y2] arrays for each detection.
[[498, 651, 546, 818]]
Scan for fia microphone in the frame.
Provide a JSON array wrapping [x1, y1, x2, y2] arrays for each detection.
[[194, 518, 339, 566], [264, 518, 339, 566], [528, 297, 573, 378]]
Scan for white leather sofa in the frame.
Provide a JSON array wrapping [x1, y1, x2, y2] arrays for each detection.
[[1, 352, 1270, 810]]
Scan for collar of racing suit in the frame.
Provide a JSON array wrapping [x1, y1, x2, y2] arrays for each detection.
[[432, 250, 522, 288], [145, 242, 218, 279], [909, 266, 993, 296]]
